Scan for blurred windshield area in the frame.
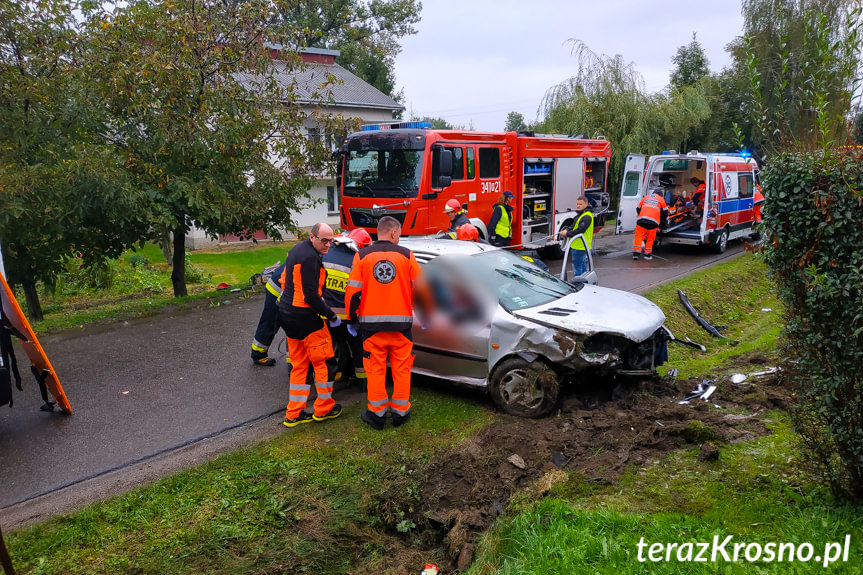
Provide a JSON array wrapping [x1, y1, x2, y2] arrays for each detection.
[[344, 149, 424, 198], [415, 249, 576, 323]]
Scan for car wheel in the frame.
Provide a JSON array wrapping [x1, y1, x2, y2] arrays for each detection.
[[488, 357, 560, 418], [712, 228, 728, 254]]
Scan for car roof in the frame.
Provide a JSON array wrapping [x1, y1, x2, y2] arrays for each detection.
[[397, 237, 500, 265]]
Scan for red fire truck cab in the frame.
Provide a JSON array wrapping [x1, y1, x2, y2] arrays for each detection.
[[335, 121, 611, 256]]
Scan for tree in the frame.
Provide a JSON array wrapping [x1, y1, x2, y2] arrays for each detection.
[[504, 111, 527, 132], [740, 0, 861, 152], [0, 0, 146, 320], [275, 0, 421, 99], [411, 116, 454, 129], [670, 33, 710, 91], [85, 0, 333, 297]]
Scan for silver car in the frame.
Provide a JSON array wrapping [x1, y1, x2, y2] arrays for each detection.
[[403, 238, 669, 418]]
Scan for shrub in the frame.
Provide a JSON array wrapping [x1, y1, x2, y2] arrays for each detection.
[[762, 149, 863, 502], [184, 253, 211, 284], [127, 253, 149, 268]]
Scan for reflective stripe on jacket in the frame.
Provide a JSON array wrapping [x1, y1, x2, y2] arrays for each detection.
[[636, 192, 668, 230], [345, 241, 421, 334], [322, 242, 356, 319]]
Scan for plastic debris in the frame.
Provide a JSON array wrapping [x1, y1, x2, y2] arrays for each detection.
[[679, 382, 717, 404], [420, 564, 439, 575]]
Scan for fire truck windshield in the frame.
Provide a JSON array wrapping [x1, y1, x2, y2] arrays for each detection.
[[344, 149, 424, 198]]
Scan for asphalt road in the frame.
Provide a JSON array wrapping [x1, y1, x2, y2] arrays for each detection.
[[0, 230, 744, 528]]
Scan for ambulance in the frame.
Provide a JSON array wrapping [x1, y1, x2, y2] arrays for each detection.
[[615, 150, 760, 253], [335, 121, 611, 257]]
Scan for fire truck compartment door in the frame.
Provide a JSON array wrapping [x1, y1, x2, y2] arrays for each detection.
[[554, 158, 584, 213], [616, 153, 646, 234]]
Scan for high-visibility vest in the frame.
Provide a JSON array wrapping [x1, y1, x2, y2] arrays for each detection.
[[494, 204, 512, 238], [345, 241, 421, 334], [571, 211, 594, 251], [322, 242, 356, 319]]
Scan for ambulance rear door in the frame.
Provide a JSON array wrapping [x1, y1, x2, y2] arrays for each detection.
[[616, 153, 646, 234]]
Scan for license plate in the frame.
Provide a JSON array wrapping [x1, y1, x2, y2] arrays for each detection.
[[534, 201, 546, 212]]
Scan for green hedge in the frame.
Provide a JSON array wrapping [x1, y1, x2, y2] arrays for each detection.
[[762, 149, 863, 502]]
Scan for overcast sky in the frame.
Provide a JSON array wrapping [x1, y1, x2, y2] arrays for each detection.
[[394, 0, 745, 131]]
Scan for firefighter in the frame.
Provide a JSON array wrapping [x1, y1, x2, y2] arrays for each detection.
[[250, 260, 287, 366], [487, 191, 515, 247], [345, 216, 421, 430], [323, 228, 372, 387], [753, 184, 765, 224], [633, 188, 668, 261], [558, 196, 594, 277], [443, 198, 470, 232], [277, 222, 343, 427]]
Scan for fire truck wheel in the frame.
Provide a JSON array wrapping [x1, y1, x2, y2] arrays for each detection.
[[712, 228, 729, 254], [489, 358, 560, 418]]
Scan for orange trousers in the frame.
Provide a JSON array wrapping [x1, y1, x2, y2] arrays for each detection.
[[285, 325, 335, 419], [363, 331, 414, 417], [633, 226, 658, 256]]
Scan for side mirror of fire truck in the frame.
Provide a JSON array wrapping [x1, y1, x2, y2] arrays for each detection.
[[436, 147, 453, 188]]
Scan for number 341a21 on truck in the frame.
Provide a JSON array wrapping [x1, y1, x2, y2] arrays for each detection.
[[333, 121, 611, 256]]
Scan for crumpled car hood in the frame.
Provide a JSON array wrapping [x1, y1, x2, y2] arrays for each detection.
[[511, 286, 666, 342]]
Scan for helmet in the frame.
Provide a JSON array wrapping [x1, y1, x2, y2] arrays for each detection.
[[456, 223, 479, 242], [346, 228, 372, 249], [658, 173, 675, 187], [444, 199, 462, 213]]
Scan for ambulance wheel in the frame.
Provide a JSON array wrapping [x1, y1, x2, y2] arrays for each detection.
[[489, 358, 560, 418], [712, 228, 729, 254]]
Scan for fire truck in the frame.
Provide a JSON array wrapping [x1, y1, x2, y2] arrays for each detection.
[[334, 121, 611, 256], [615, 150, 761, 253]]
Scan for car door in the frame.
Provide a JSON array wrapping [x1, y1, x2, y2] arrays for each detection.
[[411, 256, 491, 382], [615, 153, 646, 234], [559, 234, 597, 285]]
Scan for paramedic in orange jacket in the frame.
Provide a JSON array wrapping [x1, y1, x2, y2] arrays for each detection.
[[753, 185, 765, 223], [345, 216, 421, 430], [633, 189, 668, 260], [277, 222, 342, 428]]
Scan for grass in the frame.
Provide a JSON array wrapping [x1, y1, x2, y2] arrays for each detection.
[[643, 252, 783, 379], [26, 241, 296, 334], [7, 388, 493, 574], [468, 419, 863, 574]]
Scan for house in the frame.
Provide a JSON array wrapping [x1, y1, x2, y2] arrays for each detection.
[[187, 46, 404, 249]]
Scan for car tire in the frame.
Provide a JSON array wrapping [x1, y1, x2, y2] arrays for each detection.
[[712, 228, 728, 254], [488, 357, 560, 418]]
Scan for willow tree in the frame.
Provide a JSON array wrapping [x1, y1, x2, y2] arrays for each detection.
[[85, 0, 334, 297], [539, 40, 714, 197]]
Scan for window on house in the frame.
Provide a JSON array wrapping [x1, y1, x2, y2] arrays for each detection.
[[327, 185, 337, 213], [308, 127, 321, 146], [479, 147, 500, 179]]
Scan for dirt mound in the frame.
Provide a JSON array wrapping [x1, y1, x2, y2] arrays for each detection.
[[392, 372, 788, 573]]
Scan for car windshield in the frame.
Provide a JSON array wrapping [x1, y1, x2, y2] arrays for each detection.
[[344, 149, 423, 198], [422, 249, 578, 313]]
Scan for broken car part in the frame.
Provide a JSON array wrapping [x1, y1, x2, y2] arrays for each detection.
[[677, 289, 738, 345]]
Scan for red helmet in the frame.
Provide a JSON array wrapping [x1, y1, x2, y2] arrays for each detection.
[[346, 228, 372, 249], [444, 198, 462, 213], [456, 223, 479, 242]]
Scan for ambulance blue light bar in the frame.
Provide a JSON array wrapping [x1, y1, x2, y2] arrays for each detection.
[[360, 121, 432, 131]]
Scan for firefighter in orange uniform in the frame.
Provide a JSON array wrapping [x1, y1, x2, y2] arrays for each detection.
[[345, 216, 421, 430], [277, 222, 343, 427], [633, 188, 668, 261]]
